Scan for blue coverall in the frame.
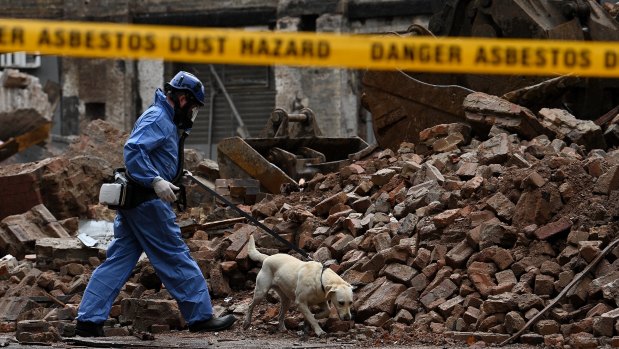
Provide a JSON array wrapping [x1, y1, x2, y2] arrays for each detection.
[[77, 89, 213, 325]]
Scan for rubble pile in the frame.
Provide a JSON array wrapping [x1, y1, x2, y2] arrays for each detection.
[[0, 120, 125, 221], [1, 102, 619, 347], [220, 125, 619, 347]]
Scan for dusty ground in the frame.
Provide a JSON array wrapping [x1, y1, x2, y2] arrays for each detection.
[[1, 292, 539, 348], [1, 329, 539, 349], [0, 288, 533, 348]]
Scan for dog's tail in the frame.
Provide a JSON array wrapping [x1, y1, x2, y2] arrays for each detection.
[[247, 235, 268, 263]]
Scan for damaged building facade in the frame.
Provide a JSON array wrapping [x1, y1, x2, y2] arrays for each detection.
[[1, 0, 443, 157]]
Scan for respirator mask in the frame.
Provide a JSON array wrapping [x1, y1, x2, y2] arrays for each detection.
[[171, 93, 199, 129]]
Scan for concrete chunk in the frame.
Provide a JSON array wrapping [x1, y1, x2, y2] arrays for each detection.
[[0, 69, 53, 142], [539, 108, 606, 151], [35, 238, 100, 268], [0, 297, 40, 322], [463, 92, 547, 140]]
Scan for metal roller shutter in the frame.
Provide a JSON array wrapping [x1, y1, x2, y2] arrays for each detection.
[[169, 63, 275, 159]]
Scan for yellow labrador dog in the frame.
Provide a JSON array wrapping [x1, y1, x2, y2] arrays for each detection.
[[243, 235, 354, 336]]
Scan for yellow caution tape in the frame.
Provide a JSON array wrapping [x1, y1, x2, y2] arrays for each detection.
[[2, 18, 619, 78]]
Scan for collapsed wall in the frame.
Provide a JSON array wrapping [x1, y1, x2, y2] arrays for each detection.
[[0, 69, 53, 142]]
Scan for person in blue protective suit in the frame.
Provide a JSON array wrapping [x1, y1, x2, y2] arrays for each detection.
[[75, 71, 236, 337]]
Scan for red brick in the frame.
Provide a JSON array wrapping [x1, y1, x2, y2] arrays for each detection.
[[534, 217, 573, 240]]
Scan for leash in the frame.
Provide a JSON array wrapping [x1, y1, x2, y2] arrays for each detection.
[[185, 173, 313, 261]]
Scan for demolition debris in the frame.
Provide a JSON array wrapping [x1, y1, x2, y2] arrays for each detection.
[[3, 70, 619, 348]]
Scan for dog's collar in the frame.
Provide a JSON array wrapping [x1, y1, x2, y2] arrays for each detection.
[[320, 265, 327, 294]]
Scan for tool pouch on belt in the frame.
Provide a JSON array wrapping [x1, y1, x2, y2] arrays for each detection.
[[98, 168, 158, 210]]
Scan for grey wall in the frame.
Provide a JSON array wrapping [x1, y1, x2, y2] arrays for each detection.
[[138, 60, 165, 113]]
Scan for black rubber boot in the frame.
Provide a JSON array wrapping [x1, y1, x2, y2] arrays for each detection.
[[188, 315, 236, 332], [75, 321, 105, 337]]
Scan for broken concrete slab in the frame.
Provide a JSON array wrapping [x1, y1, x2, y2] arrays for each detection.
[[0, 69, 54, 142], [463, 92, 549, 140], [35, 238, 101, 269], [0, 297, 41, 322], [538, 108, 606, 151], [0, 205, 71, 259]]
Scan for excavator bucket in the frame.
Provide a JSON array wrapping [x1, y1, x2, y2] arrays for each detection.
[[362, 69, 474, 151], [217, 108, 370, 194]]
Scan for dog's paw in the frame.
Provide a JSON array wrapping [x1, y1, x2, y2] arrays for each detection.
[[314, 329, 327, 337]]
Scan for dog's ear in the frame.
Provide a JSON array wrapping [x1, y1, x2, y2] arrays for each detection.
[[325, 287, 336, 300], [342, 281, 356, 291]]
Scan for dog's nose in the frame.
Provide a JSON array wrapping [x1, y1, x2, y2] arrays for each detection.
[[343, 314, 351, 321]]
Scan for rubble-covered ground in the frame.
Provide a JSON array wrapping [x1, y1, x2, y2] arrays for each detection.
[[3, 91, 619, 349]]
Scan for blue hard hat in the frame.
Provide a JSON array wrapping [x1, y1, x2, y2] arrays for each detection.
[[165, 71, 205, 106]]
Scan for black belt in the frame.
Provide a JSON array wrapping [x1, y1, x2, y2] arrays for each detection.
[[132, 185, 158, 203], [123, 180, 159, 208]]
